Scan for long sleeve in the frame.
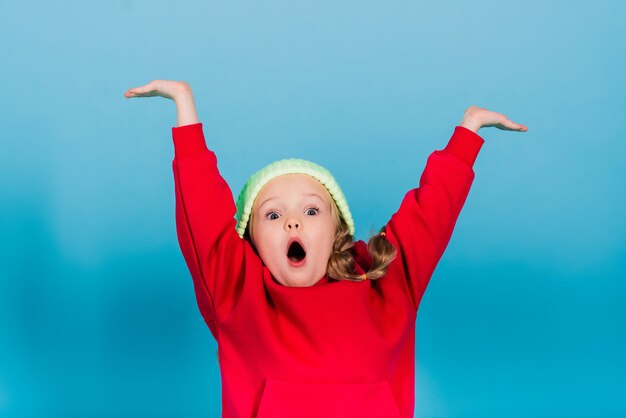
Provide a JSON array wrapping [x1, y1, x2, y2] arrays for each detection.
[[385, 126, 485, 310], [172, 123, 253, 338]]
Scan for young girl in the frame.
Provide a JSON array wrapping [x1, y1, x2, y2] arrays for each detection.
[[124, 80, 527, 418]]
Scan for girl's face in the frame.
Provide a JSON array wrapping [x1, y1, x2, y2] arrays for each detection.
[[250, 173, 337, 287]]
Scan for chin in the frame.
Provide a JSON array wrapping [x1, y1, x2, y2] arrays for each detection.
[[278, 274, 321, 288]]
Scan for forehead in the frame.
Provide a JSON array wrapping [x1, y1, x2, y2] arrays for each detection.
[[255, 173, 330, 207]]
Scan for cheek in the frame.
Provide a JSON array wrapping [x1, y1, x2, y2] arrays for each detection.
[[312, 218, 336, 251], [253, 224, 281, 257], [326, 225, 337, 249]]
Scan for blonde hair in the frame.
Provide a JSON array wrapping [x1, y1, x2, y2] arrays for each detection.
[[325, 199, 397, 281], [244, 199, 397, 282]]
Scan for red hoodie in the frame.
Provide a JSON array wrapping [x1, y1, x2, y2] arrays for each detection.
[[172, 123, 484, 418]]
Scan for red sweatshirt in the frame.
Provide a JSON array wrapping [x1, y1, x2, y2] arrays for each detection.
[[172, 123, 484, 418]]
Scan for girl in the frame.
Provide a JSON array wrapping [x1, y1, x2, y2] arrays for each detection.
[[124, 80, 527, 418]]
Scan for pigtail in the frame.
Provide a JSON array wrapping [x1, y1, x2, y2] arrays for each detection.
[[363, 227, 397, 280], [327, 222, 397, 282], [326, 216, 360, 281]]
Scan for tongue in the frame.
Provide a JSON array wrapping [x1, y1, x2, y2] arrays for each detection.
[[288, 242, 306, 262]]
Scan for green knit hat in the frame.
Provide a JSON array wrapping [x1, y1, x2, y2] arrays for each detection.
[[235, 159, 354, 238]]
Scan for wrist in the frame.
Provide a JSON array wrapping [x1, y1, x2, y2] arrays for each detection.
[[173, 85, 194, 102], [174, 89, 199, 127], [460, 117, 481, 133]]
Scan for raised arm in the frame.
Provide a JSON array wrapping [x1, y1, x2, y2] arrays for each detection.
[[385, 106, 527, 311], [125, 81, 253, 337]]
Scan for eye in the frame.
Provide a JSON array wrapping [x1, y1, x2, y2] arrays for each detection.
[[266, 211, 280, 220], [306, 207, 319, 216]]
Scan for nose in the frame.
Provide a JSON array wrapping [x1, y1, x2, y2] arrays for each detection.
[[285, 215, 301, 231]]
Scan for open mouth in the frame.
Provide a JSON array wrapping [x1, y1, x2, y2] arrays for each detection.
[[287, 238, 306, 263]]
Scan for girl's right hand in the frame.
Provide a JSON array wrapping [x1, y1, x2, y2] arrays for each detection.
[[123, 80, 192, 101]]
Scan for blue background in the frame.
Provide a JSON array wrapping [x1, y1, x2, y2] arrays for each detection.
[[2, 0, 625, 417]]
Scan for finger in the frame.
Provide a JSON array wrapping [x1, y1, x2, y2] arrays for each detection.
[[124, 87, 142, 96], [124, 88, 141, 97], [127, 80, 159, 95], [125, 86, 158, 98], [128, 86, 152, 95], [510, 121, 528, 131], [502, 122, 528, 131], [517, 123, 528, 131]]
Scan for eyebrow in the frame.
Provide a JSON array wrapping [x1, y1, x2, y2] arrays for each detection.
[[257, 193, 325, 211]]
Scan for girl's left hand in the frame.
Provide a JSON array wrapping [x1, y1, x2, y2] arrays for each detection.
[[460, 105, 528, 133]]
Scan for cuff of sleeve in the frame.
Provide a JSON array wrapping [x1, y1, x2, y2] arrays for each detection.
[[172, 122, 209, 160], [442, 125, 485, 167]]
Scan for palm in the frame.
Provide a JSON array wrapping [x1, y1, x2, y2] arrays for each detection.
[[123, 80, 189, 101], [464, 106, 528, 132], [482, 111, 526, 131]]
